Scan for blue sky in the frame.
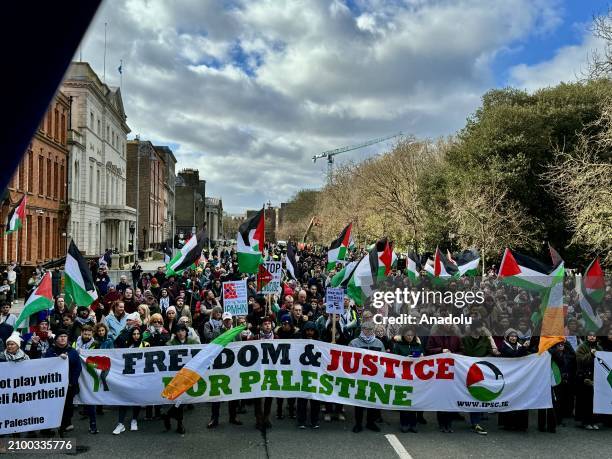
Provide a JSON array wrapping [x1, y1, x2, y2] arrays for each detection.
[[78, 0, 608, 213]]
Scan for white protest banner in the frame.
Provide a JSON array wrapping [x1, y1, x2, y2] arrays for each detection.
[[76, 341, 551, 412], [0, 357, 68, 434], [222, 280, 248, 316], [325, 287, 345, 315], [594, 351, 612, 414], [257, 261, 282, 294]]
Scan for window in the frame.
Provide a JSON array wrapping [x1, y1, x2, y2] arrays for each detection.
[[88, 222, 92, 254], [47, 158, 52, 196], [54, 161, 58, 199], [54, 109, 59, 139], [61, 113, 66, 144], [107, 125, 110, 141], [60, 164, 65, 201], [38, 155, 44, 194], [37, 216, 43, 259], [89, 165, 93, 202], [52, 218, 58, 257], [96, 169, 100, 204], [90, 111, 94, 127], [28, 150, 33, 191], [47, 110, 52, 134], [97, 119, 100, 135], [18, 162, 24, 191], [74, 160, 79, 200], [45, 217, 50, 259], [26, 215, 32, 260]]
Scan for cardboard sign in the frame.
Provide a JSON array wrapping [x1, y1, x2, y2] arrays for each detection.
[[325, 287, 345, 315], [257, 261, 282, 294]]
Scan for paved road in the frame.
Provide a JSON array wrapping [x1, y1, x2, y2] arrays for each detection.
[[40, 404, 609, 458]]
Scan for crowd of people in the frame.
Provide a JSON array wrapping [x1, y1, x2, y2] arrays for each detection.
[[0, 243, 611, 438]]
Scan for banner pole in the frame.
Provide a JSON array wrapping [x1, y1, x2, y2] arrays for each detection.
[[332, 313, 337, 344]]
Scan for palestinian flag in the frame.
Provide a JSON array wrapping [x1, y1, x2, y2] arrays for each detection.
[[5, 195, 26, 235], [454, 249, 481, 277], [326, 223, 353, 271], [15, 271, 53, 328], [330, 261, 358, 288], [347, 238, 393, 304], [577, 257, 605, 332], [405, 252, 421, 284], [237, 209, 264, 274], [162, 325, 245, 401], [166, 231, 206, 276], [425, 247, 458, 285], [538, 262, 566, 353], [285, 243, 299, 280], [497, 248, 561, 292], [64, 240, 98, 307], [583, 257, 605, 303]]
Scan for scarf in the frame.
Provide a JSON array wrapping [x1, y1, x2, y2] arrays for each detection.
[[261, 330, 274, 340], [76, 336, 96, 350], [359, 332, 376, 344], [209, 318, 222, 331], [76, 316, 94, 326], [3, 348, 27, 361]]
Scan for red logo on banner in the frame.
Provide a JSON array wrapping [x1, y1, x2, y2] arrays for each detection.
[[257, 264, 273, 291], [224, 284, 238, 299]]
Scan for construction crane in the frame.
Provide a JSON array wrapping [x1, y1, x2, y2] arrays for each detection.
[[312, 131, 405, 180]]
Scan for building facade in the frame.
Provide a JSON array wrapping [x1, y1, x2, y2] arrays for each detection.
[[205, 197, 223, 242], [126, 140, 176, 252], [175, 169, 205, 241], [61, 62, 136, 265], [1, 92, 71, 271]]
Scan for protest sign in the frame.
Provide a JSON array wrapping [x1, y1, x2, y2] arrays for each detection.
[[77, 341, 551, 412], [257, 261, 282, 294], [0, 357, 68, 434], [594, 351, 612, 414], [222, 280, 248, 316], [325, 287, 345, 315]]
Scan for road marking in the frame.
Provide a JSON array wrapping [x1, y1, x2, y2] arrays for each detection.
[[385, 434, 414, 459]]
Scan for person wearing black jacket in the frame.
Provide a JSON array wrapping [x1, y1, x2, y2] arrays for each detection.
[[499, 329, 530, 431], [275, 316, 300, 420], [45, 329, 82, 436], [296, 322, 321, 429]]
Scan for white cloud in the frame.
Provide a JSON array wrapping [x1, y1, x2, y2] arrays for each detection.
[[509, 32, 605, 91], [76, 0, 567, 213]]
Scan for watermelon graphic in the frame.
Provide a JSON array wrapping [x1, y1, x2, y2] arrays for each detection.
[[466, 361, 505, 402]]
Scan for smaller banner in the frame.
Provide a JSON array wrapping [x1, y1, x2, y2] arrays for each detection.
[[0, 357, 68, 434], [258, 261, 282, 294], [222, 280, 248, 316], [325, 287, 345, 315], [594, 351, 612, 414]]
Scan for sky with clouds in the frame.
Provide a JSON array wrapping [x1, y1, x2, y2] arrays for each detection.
[[75, 0, 609, 213]]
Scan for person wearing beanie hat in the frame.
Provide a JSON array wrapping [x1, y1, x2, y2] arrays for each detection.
[[113, 312, 144, 349], [45, 328, 81, 436], [274, 314, 299, 421], [164, 305, 179, 336], [0, 331, 28, 362], [349, 318, 385, 434]]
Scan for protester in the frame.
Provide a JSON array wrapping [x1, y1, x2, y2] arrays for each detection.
[[575, 331, 603, 430], [392, 327, 424, 433], [296, 321, 321, 429], [0, 332, 29, 362]]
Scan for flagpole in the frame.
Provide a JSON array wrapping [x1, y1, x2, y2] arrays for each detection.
[[103, 22, 107, 83]]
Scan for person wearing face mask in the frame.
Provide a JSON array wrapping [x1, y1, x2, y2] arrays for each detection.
[[349, 321, 385, 433], [576, 331, 603, 430], [143, 313, 170, 346], [73, 306, 96, 338]]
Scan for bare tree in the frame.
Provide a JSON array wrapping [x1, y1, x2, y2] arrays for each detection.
[[448, 176, 539, 275], [588, 8, 612, 79]]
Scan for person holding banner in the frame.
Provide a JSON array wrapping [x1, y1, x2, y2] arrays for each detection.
[[392, 327, 424, 433], [349, 321, 385, 433], [576, 331, 603, 430], [297, 322, 321, 429], [252, 316, 276, 431], [45, 329, 81, 436], [499, 329, 530, 431]]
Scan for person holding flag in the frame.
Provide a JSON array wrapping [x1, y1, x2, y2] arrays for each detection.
[[576, 331, 603, 430]]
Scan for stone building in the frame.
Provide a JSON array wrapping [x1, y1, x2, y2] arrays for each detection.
[[204, 197, 223, 242], [61, 62, 136, 265]]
